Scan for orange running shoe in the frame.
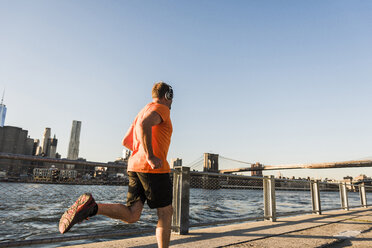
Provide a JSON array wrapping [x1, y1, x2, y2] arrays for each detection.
[[59, 193, 97, 234]]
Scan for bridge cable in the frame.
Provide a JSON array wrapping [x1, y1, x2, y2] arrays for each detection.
[[185, 156, 203, 169], [219, 155, 256, 166], [189, 158, 204, 170]]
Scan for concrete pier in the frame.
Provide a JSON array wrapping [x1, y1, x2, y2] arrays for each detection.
[[59, 207, 372, 248]]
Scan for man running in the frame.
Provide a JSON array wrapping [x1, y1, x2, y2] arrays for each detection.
[[59, 82, 174, 248]]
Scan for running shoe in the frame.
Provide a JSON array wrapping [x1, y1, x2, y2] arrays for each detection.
[[59, 193, 97, 234]]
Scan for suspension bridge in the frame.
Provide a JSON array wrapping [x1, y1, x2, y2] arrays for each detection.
[[185, 153, 372, 175], [2, 152, 372, 176]]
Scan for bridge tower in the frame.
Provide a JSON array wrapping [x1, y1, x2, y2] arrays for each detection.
[[251, 162, 263, 177], [203, 153, 219, 172], [202, 153, 220, 189]]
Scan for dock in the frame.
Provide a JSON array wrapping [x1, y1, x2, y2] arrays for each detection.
[[60, 207, 372, 248]]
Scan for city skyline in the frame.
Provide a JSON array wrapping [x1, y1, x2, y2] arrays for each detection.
[[1, 0, 372, 180]]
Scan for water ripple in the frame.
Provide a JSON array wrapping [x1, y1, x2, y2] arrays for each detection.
[[0, 182, 344, 247]]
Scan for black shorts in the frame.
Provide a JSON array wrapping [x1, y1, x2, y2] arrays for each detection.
[[127, 171, 173, 209]]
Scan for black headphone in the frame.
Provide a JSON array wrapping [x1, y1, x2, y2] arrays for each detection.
[[165, 85, 173, 100]]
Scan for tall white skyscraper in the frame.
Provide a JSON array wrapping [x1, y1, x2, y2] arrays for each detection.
[[0, 90, 7, 127], [66, 120, 81, 169]]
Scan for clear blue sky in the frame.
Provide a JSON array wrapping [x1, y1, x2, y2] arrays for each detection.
[[1, 0, 372, 180]]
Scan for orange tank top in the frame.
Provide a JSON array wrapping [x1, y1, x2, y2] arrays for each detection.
[[127, 102, 173, 173]]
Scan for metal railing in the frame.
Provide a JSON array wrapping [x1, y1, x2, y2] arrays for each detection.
[[173, 168, 371, 233], [1, 162, 372, 247]]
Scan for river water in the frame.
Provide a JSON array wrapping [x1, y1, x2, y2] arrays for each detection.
[[0, 182, 365, 247]]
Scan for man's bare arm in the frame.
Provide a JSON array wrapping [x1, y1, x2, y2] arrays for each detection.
[[122, 124, 134, 151], [139, 111, 163, 169]]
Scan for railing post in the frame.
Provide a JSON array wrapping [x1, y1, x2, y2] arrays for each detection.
[[172, 166, 190, 234], [310, 180, 322, 215], [359, 183, 367, 208], [339, 182, 349, 211], [263, 175, 276, 222]]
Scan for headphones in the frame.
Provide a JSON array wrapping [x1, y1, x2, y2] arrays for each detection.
[[165, 84, 173, 100]]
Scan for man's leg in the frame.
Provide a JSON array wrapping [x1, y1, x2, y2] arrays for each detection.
[[156, 204, 173, 248], [97, 171, 145, 223], [97, 200, 144, 224]]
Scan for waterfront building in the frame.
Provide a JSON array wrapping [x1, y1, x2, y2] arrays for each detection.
[[106, 159, 128, 178], [171, 158, 182, 168], [74, 157, 95, 177], [0, 126, 35, 176]]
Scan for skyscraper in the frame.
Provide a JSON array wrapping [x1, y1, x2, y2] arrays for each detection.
[[66, 120, 81, 169], [41, 128, 51, 156], [0, 90, 7, 127], [48, 135, 58, 158]]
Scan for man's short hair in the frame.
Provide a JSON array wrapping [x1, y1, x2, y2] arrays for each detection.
[[152, 81, 172, 99]]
